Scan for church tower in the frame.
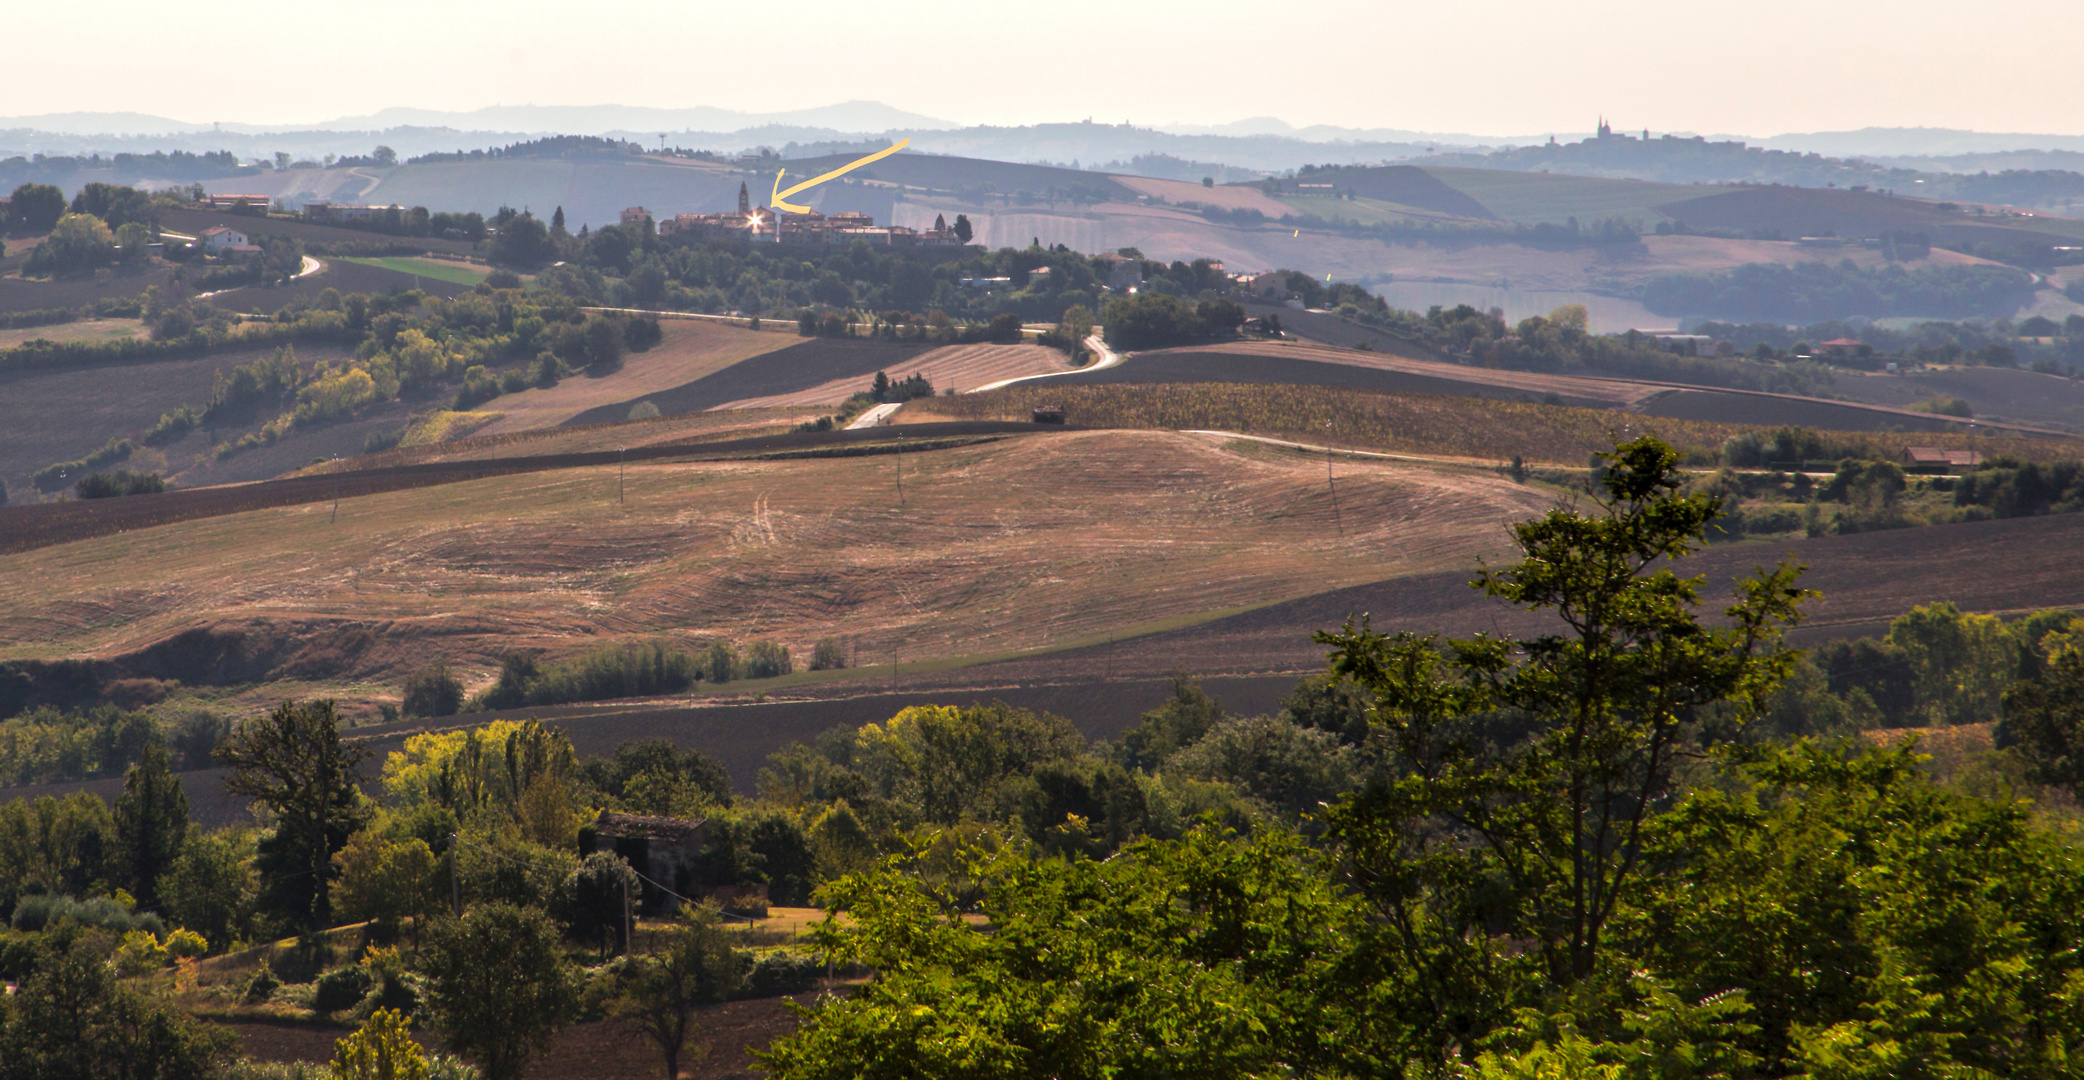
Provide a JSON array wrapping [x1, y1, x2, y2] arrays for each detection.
[[1596, 116, 1611, 139], [738, 182, 750, 215]]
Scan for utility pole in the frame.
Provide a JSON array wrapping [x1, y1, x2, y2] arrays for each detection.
[[618, 447, 626, 505], [1328, 453, 1343, 538], [449, 833, 461, 918], [623, 877, 633, 955], [895, 442, 904, 505], [331, 479, 339, 523]]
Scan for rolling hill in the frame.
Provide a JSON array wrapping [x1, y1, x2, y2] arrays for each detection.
[[0, 427, 1557, 721]]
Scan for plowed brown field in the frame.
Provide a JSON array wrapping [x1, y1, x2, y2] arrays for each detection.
[[1108, 340, 1669, 409], [474, 321, 797, 434]]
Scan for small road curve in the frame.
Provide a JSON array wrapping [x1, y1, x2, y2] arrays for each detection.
[[846, 402, 905, 429], [967, 332, 1122, 393], [193, 255, 325, 300]]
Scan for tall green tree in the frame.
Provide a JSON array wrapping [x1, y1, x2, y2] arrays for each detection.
[[162, 829, 256, 948], [6, 182, 65, 233], [1998, 644, 2084, 798], [1315, 435, 1810, 1015], [24, 213, 115, 274], [216, 699, 371, 929], [113, 744, 189, 910], [618, 905, 744, 1080], [423, 903, 577, 1080]]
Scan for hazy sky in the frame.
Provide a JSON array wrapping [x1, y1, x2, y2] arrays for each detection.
[[14, 0, 2084, 135]]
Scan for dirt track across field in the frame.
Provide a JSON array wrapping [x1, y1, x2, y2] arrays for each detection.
[[713, 342, 1075, 409]]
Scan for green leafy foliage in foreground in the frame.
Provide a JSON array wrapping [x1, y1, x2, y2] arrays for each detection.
[[760, 436, 2084, 1079], [761, 827, 1379, 1080]]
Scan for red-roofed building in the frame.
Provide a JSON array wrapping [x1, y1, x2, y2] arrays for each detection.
[[1819, 337, 1870, 357]]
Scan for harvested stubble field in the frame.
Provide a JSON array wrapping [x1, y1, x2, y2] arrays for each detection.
[[561, 336, 938, 426], [0, 422, 1035, 553], [0, 429, 1554, 699], [714, 342, 1075, 408], [312, 406, 824, 471], [474, 320, 799, 434], [1068, 340, 1667, 409], [905, 382, 2084, 465]]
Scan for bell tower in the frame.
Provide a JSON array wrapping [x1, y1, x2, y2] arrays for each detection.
[[738, 182, 750, 215]]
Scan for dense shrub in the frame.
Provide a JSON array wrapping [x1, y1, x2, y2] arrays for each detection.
[[74, 469, 166, 498], [10, 894, 165, 937], [33, 436, 134, 492], [312, 963, 376, 1013], [0, 704, 159, 784], [143, 406, 200, 446], [402, 663, 465, 718], [741, 641, 793, 680], [468, 643, 701, 711], [741, 951, 822, 998]]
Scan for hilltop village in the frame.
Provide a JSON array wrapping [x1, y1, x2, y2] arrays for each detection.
[[650, 183, 965, 248]]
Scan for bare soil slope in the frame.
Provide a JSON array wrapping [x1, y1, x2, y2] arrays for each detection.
[[1827, 366, 2084, 431], [0, 340, 356, 497], [561, 337, 937, 425], [474, 321, 798, 434]]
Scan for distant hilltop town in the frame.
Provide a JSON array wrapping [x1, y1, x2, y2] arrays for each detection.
[[650, 183, 965, 249]]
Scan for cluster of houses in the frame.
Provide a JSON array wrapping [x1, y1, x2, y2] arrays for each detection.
[[644, 183, 965, 250]]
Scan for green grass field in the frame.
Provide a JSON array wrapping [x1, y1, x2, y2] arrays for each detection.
[[338, 256, 490, 286], [1274, 194, 1487, 227], [1419, 167, 1734, 226]]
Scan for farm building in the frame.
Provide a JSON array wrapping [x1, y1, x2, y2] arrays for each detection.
[[620, 206, 653, 228], [197, 226, 250, 253], [1905, 447, 1982, 472], [1819, 338, 1871, 357], [589, 810, 706, 912]]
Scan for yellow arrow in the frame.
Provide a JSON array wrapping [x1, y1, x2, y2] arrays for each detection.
[[770, 139, 910, 214]]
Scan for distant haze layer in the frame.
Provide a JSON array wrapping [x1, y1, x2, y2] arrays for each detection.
[[3, 0, 2080, 136]]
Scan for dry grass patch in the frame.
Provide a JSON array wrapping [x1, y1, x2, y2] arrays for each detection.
[[0, 430, 1554, 691]]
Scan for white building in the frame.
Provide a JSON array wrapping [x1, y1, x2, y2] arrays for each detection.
[[197, 226, 250, 253]]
